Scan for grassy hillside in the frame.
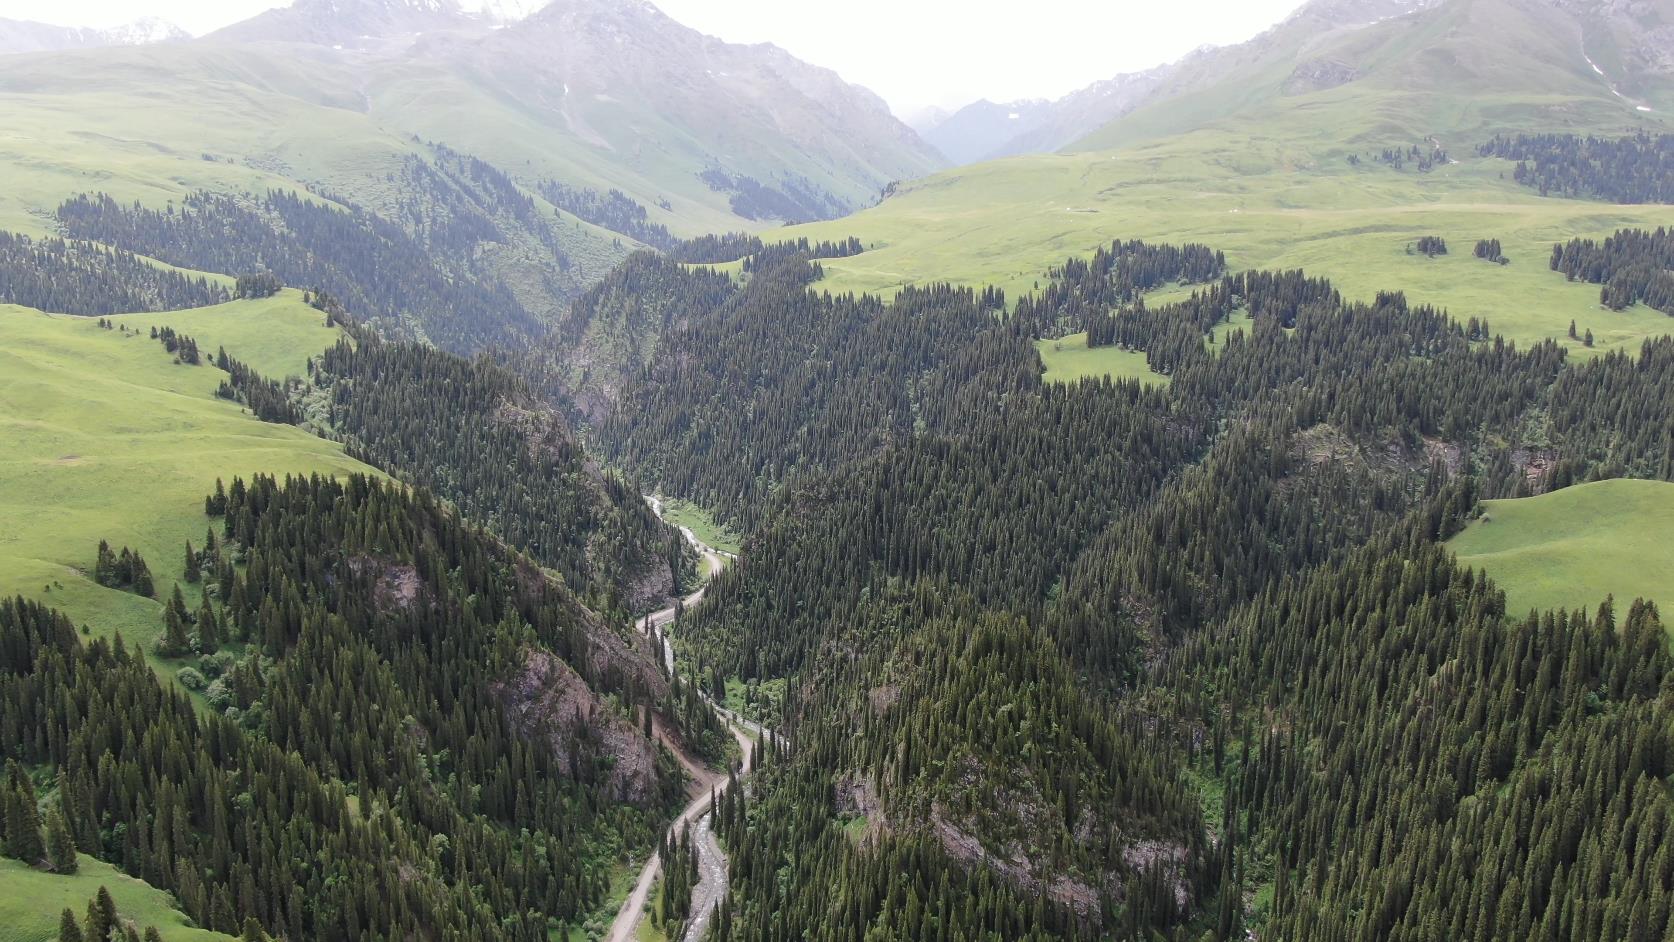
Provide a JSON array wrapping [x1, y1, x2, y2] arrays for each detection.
[[1035, 333, 1169, 386], [780, 0, 1674, 357], [0, 857, 234, 942], [1448, 479, 1674, 618], [0, 296, 375, 660], [788, 145, 1673, 357]]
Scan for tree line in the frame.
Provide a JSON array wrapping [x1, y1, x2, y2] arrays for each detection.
[[1550, 226, 1674, 314], [56, 190, 540, 353], [0, 230, 227, 315], [1479, 132, 1674, 203]]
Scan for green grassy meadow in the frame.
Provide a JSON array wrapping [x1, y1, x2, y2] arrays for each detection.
[[1035, 333, 1170, 386], [658, 498, 742, 555], [789, 149, 1674, 357], [0, 856, 233, 942], [0, 297, 375, 661], [1448, 479, 1674, 620]]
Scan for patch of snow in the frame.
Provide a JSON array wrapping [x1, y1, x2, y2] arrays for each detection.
[[100, 16, 188, 46], [1638, 105, 1654, 112], [1008, 112, 1020, 120], [462, 0, 551, 24]]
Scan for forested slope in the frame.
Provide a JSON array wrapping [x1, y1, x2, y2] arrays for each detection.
[[592, 236, 1674, 938], [0, 472, 716, 940]]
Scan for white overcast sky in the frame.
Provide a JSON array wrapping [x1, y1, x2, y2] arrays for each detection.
[[4, 0, 1308, 114]]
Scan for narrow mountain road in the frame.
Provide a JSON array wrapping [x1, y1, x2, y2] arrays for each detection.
[[603, 500, 766, 942]]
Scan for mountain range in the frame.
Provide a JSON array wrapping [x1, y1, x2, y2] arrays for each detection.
[[918, 0, 1673, 163], [0, 0, 941, 238], [0, 15, 187, 54]]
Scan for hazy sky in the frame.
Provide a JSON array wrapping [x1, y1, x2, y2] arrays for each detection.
[[7, 0, 1308, 114]]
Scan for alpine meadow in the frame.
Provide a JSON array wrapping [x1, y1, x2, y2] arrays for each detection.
[[1, 0, 1672, 940]]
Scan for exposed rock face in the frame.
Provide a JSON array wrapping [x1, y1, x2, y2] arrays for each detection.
[[1284, 57, 1360, 94], [348, 556, 430, 613], [496, 647, 663, 805], [623, 561, 676, 614]]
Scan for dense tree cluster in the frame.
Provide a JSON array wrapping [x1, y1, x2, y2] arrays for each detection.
[[232, 271, 281, 300], [713, 604, 1210, 940], [1550, 226, 1674, 314], [306, 329, 691, 610], [149, 325, 200, 364], [588, 226, 1674, 938], [1172, 515, 1674, 942], [92, 541, 153, 597], [536, 180, 678, 251], [673, 232, 764, 264], [1479, 132, 1674, 203], [0, 230, 227, 315], [654, 824, 699, 936], [739, 236, 865, 273], [56, 191, 540, 352], [213, 347, 300, 425], [603, 258, 1018, 530], [0, 465, 728, 939], [697, 169, 848, 223], [1474, 238, 1507, 264], [1538, 337, 1674, 485], [1014, 239, 1225, 341], [1412, 235, 1448, 257]]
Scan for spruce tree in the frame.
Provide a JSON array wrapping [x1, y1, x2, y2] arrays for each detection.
[[85, 886, 116, 942], [45, 806, 77, 873], [161, 587, 192, 658], [3, 760, 43, 864], [59, 909, 83, 942], [196, 601, 221, 654]]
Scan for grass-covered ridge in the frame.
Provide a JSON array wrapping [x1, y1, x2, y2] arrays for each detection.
[[1448, 478, 1674, 618], [0, 856, 234, 942], [0, 295, 373, 656], [779, 0, 1673, 357]]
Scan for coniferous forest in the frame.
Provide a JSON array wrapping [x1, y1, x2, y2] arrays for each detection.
[[55, 190, 542, 352], [588, 243, 1674, 941], [3, 7, 1674, 935], [1479, 132, 1674, 203], [1550, 226, 1674, 314], [0, 231, 228, 315], [6, 212, 1674, 940]]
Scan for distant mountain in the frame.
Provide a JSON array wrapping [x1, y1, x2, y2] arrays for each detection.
[[920, 99, 1053, 164], [1072, 0, 1674, 152], [0, 15, 187, 55], [207, 0, 484, 50], [0, 0, 941, 348], [929, 0, 1468, 163], [192, 0, 941, 222]]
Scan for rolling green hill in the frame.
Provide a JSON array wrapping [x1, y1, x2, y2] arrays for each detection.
[[0, 293, 374, 658], [0, 856, 234, 942], [1448, 478, 1674, 618], [780, 0, 1674, 357]]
